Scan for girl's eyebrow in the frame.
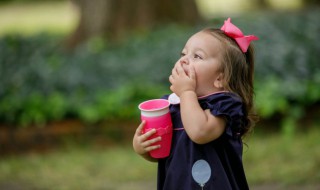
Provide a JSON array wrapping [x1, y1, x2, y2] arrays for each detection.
[[181, 45, 208, 58], [194, 48, 208, 57]]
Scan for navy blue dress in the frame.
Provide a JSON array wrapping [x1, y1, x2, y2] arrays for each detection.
[[157, 92, 249, 190]]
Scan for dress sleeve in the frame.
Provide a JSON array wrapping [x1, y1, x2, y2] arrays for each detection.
[[201, 93, 246, 138]]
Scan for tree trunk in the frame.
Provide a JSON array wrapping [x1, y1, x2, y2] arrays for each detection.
[[255, 0, 269, 9], [66, 0, 201, 48]]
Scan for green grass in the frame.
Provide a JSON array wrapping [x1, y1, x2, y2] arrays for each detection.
[[0, 1, 77, 36], [0, 146, 157, 190], [0, 128, 319, 189], [244, 128, 320, 185]]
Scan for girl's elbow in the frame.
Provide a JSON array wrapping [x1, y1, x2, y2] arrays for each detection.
[[190, 136, 208, 144], [188, 126, 225, 144], [189, 131, 221, 144]]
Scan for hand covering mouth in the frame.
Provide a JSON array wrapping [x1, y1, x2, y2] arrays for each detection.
[[182, 65, 190, 76]]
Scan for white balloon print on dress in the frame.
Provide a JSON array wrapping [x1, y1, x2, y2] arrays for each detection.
[[192, 159, 211, 190]]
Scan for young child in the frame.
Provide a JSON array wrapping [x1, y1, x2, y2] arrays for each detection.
[[133, 18, 258, 190]]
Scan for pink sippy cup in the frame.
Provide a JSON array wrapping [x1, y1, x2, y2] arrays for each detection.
[[138, 99, 172, 158]]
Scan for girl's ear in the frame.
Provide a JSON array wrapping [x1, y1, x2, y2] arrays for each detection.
[[213, 73, 224, 89]]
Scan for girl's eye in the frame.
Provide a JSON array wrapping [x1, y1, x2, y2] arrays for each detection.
[[194, 54, 202, 59], [180, 52, 186, 57]]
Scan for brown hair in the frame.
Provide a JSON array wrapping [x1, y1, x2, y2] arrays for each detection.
[[203, 28, 258, 137]]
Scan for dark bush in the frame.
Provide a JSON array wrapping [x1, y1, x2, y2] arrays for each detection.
[[0, 8, 319, 129]]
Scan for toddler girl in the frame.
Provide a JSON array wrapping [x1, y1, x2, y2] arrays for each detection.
[[133, 18, 258, 190]]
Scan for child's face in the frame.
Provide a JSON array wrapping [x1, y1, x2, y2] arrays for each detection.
[[177, 31, 224, 96]]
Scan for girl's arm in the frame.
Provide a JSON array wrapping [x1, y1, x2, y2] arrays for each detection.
[[169, 63, 226, 144], [179, 91, 226, 144]]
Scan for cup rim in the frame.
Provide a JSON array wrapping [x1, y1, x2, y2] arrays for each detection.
[[138, 99, 170, 112]]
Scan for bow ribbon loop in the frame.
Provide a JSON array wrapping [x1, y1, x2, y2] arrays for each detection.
[[220, 18, 258, 53]]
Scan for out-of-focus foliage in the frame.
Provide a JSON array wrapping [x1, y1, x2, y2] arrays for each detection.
[[0, 26, 189, 126], [251, 8, 320, 135], [0, 9, 319, 128]]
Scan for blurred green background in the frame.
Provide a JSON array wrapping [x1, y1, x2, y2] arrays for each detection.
[[0, 0, 319, 189]]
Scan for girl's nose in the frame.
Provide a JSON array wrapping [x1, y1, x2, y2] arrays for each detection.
[[180, 57, 189, 65]]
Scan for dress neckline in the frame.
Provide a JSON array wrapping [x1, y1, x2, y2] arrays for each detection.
[[168, 91, 229, 105]]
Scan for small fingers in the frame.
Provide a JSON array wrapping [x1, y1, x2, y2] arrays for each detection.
[[175, 62, 186, 76], [171, 67, 178, 78], [135, 123, 163, 154], [142, 136, 161, 146], [142, 136, 162, 151], [171, 62, 182, 76], [188, 65, 196, 80], [140, 128, 157, 141], [169, 74, 174, 84], [144, 144, 161, 152], [135, 120, 146, 135]]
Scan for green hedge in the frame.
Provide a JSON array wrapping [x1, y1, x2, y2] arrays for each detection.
[[0, 26, 188, 126], [0, 8, 319, 129], [251, 9, 320, 134]]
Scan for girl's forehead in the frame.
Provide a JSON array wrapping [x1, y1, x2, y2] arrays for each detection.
[[185, 31, 222, 55]]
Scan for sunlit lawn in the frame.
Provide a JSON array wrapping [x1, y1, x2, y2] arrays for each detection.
[[0, 1, 77, 36], [0, 128, 319, 190], [0, 0, 302, 37]]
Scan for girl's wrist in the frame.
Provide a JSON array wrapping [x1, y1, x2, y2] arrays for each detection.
[[180, 90, 197, 99]]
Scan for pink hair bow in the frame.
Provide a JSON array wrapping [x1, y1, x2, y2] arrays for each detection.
[[220, 18, 258, 53]]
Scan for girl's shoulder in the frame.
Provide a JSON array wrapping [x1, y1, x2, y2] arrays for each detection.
[[202, 92, 246, 138], [199, 91, 244, 118], [199, 91, 242, 104]]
